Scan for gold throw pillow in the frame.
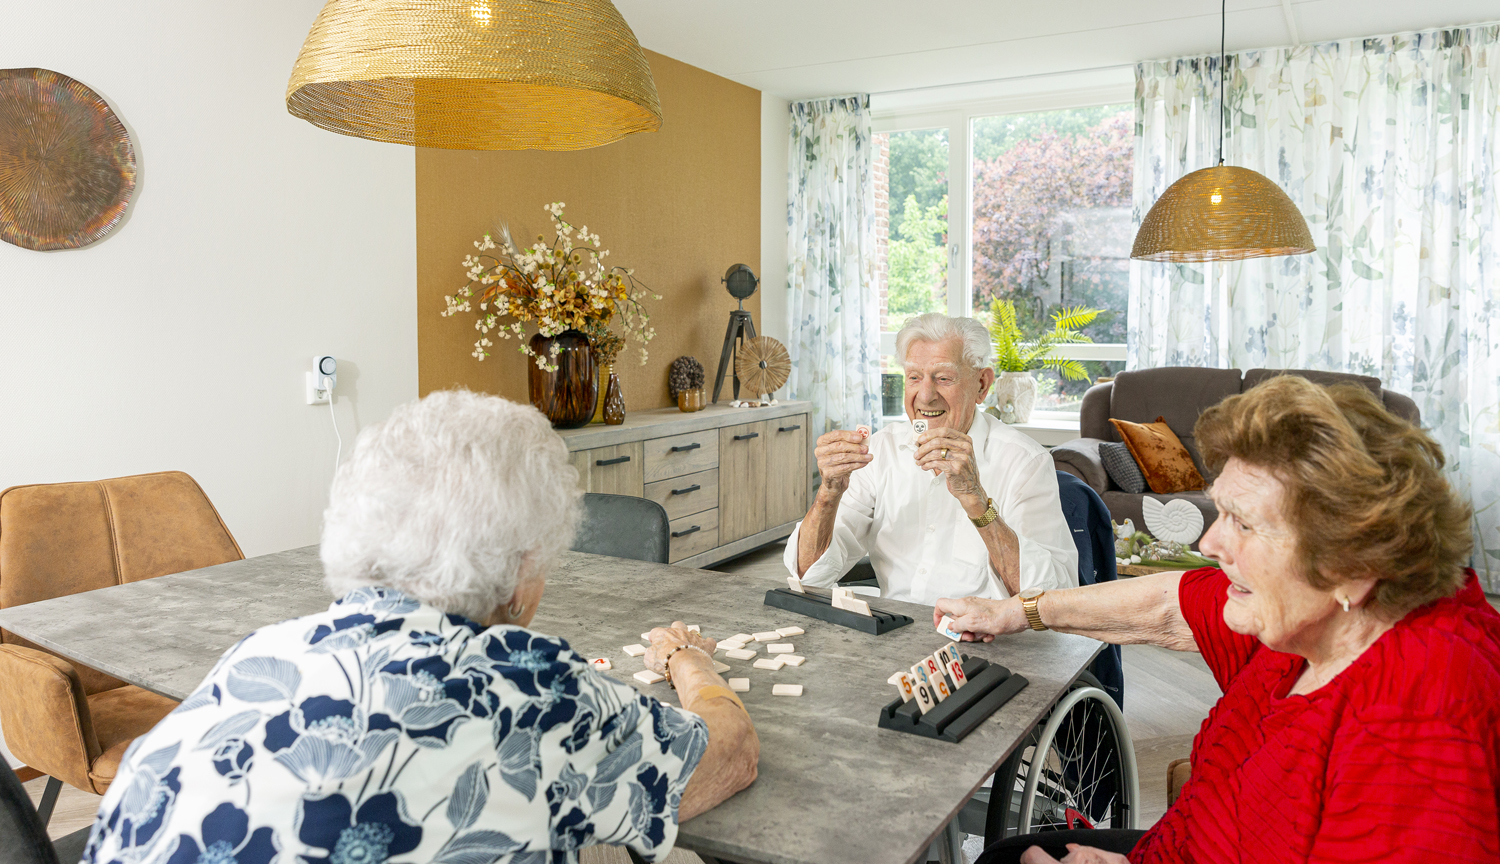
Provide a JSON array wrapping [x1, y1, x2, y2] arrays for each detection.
[[1108, 416, 1206, 493]]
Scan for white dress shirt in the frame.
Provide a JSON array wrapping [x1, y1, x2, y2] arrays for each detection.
[[784, 411, 1079, 605]]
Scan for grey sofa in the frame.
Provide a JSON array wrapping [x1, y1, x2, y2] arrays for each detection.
[[1050, 367, 1421, 545]]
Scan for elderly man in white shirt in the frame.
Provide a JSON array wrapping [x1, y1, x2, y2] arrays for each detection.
[[784, 313, 1078, 606]]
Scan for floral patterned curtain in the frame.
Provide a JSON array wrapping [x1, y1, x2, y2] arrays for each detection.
[[1130, 24, 1500, 590], [786, 95, 881, 443]]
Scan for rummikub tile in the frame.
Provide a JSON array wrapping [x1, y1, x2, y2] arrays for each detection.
[[712, 660, 731, 673], [752, 631, 781, 642], [633, 670, 665, 685], [591, 658, 612, 671], [772, 684, 803, 696], [754, 657, 786, 671], [767, 643, 794, 654], [787, 575, 806, 593], [937, 615, 963, 641], [622, 644, 647, 657], [724, 648, 757, 661], [775, 626, 804, 637], [728, 678, 750, 692], [780, 654, 806, 667]]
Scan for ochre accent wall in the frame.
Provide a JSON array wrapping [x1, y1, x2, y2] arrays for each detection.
[[417, 51, 762, 411]]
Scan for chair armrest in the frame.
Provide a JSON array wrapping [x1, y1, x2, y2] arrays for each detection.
[[1051, 438, 1109, 494], [0, 645, 99, 791]]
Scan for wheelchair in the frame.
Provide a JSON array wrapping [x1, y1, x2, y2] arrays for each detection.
[[936, 669, 1138, 862]]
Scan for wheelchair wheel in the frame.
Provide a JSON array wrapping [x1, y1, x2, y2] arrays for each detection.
[[983, 671, 1138, 839]]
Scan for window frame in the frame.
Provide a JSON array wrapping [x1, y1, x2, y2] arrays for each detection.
[[872, 82, 1135, 376]]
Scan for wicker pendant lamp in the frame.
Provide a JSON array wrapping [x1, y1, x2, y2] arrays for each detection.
[[1130, 0, 1314, 261], [285, 0, 661, 151]]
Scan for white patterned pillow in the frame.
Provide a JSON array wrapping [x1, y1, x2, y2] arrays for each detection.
[[1100, 441, 1147, 494]]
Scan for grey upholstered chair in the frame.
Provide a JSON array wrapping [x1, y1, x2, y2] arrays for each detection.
[[1050, 367, 1421, 544], [570, 493, 671, 564], [1, 757, 90, 864]]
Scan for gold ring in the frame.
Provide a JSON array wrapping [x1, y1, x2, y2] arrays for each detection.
[[941, 448, 949, 459]]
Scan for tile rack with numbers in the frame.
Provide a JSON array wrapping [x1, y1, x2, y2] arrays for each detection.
[[878, 656, 1029, 742], [762, 587, 912, 635]]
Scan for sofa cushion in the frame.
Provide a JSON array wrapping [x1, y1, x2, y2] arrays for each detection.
[[1100, 442, 1147, 494], [1108, 367, 1242, 475], [1242, 368, 1381, 397], [1110, 417, 1206, 494]]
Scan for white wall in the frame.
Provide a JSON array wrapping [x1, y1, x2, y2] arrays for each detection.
[[0, 2, 417, 561], [759, 92, 790, 348]]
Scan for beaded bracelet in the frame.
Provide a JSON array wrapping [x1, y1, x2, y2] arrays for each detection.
[[661, 643, 710, 689]]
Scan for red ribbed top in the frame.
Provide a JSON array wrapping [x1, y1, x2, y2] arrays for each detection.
[[1130, 567, 1500, 863]]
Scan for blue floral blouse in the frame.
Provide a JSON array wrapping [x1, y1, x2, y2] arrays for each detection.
[[82, 587, 708, 864]]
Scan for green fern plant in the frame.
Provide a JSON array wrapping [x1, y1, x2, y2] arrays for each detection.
[[988, 298, 1101, 382]]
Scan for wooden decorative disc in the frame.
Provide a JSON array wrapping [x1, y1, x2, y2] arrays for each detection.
[[0, 68, 136, 251], [735, 336, 791, 398]]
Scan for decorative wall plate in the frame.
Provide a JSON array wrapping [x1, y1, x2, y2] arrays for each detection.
[[0, 68, 136, 251]]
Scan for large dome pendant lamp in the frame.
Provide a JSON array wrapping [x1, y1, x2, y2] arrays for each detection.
[[1130, 0, 1314, 261], [285, 0, 662, 151]]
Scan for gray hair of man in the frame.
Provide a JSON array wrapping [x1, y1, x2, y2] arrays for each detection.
[[321, 389, 581, 622], [895, 312, 995, 372]]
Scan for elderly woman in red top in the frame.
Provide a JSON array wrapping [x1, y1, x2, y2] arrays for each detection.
[[936, 375, 1500, 864]]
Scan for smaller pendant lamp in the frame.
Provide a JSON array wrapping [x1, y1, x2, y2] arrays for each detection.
[[285, 0, 661, 151], [1130, 1, 1314, 261]]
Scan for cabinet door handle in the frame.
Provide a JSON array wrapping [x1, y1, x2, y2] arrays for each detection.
[[671, 525, 701, 538], [669, 443, 702, 453], [595, 455, 632, 466], [670, 484, 701, 496], [733, 432, 760, 441], [777, 424, 802, 432]]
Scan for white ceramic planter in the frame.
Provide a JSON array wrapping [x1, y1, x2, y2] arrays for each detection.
[[990, 371, 1038, 424]]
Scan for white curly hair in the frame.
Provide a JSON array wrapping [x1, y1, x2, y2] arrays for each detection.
[[320, 389, 581, 621], [895, 313, 995, 372]]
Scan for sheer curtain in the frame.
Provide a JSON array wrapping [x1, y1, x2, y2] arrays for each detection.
[[1130, 23, 1500, 589], [785, 95, 881, 443]]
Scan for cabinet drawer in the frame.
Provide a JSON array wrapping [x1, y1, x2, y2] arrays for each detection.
[[567, 442, 644, 497], [668, 509, 719, 563], [643, 430, 718, 482], [767, 414, 809, 527], [644, 469, 719, 522]]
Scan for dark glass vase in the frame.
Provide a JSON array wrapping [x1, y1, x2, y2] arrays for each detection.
[[603, 372, 626, 425], [528, 330, 597, 428]]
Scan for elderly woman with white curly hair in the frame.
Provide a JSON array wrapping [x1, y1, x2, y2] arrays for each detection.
[[84, 390, 759, 864]]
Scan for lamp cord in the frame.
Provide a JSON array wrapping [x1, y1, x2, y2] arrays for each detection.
[[1218, 0, 1226, 166], [326, 379, 342, 471]]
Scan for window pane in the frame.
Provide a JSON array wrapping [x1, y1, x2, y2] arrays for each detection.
[[1029, 362, 1125, 413], [875, 128, 949, 332], [970, 105, 1132, 344]]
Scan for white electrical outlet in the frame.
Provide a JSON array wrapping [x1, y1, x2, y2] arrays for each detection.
[[306, 372, 330, 405]]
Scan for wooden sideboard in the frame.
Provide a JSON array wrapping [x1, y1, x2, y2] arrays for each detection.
[[556, 401, 812, 567]]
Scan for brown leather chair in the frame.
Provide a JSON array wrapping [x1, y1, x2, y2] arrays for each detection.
[[0, 471, 243, 814]]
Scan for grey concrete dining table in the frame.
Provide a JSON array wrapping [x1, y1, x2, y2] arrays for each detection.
[[0, 546, 1102, 864]]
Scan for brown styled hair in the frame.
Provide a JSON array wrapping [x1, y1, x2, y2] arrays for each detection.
[[1194, 375, 1472, 619]]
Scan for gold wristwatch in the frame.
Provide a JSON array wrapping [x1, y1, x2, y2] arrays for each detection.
[[969, 497, 999, 528], [1020, 588, 1047, 631]]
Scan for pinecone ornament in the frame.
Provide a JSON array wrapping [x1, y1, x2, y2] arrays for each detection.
[[668, 356, 705, 400]]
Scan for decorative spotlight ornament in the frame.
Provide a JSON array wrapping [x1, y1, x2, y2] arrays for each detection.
[[712, 264, 761, 403], [1129, 0, 1314, 262]]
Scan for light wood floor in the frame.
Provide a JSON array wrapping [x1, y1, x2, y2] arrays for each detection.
[[25, 540, 1221, 858]]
